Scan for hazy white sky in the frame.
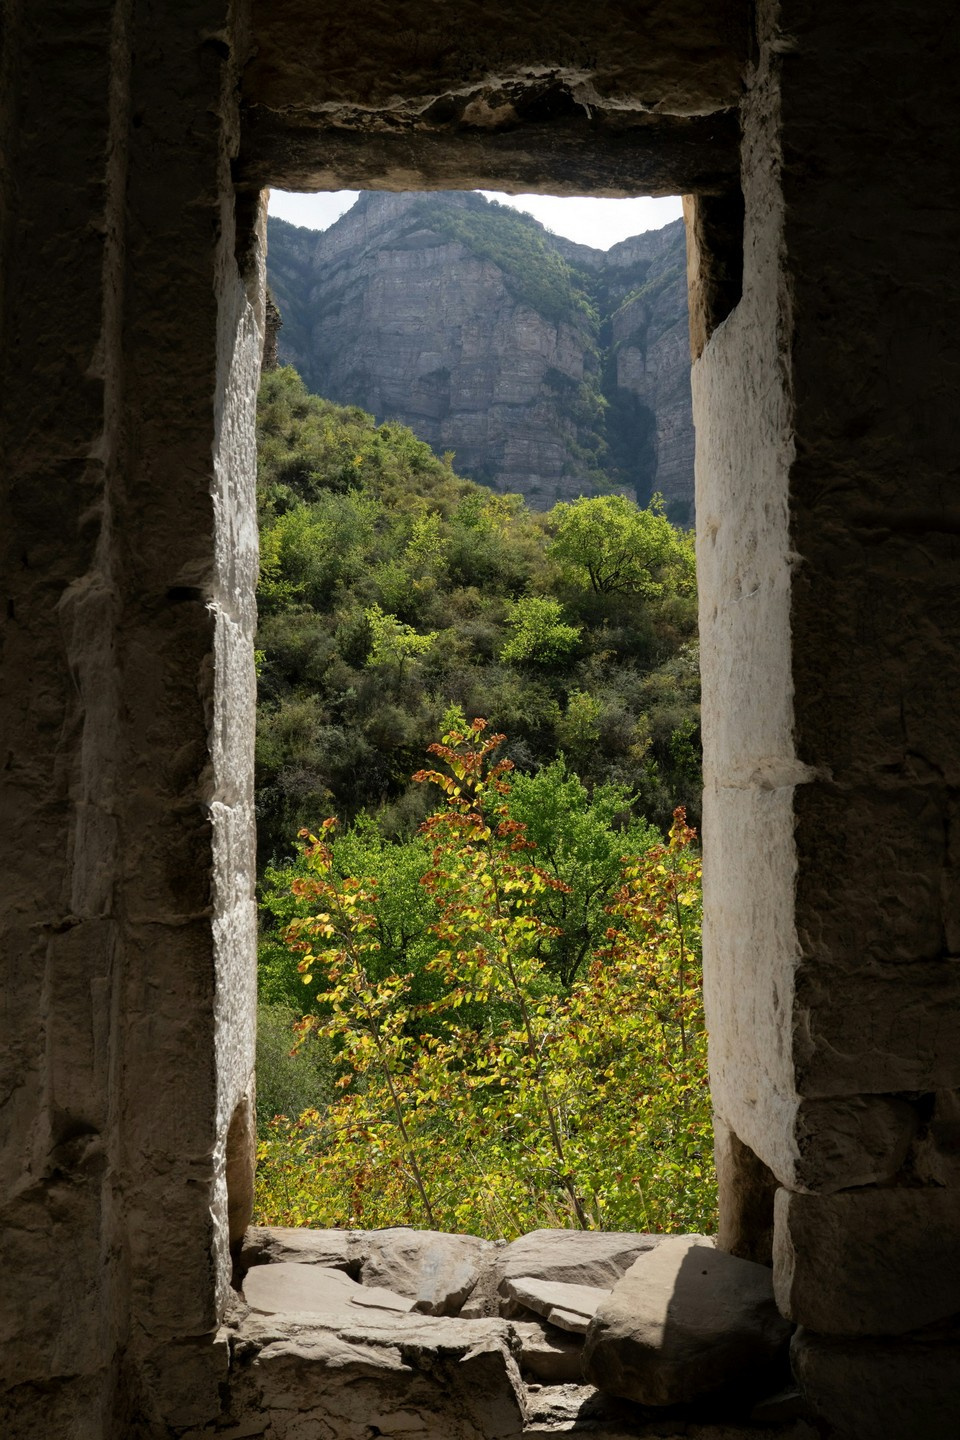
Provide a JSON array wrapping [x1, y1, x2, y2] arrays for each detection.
[[268, 190, 684, 249]]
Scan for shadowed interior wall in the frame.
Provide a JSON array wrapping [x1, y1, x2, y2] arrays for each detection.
[[696, 3, 960, 1433], [0, 2, 260, 1431], [1, 0, 959, 1436]]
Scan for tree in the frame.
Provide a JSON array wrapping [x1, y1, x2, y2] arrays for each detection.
[[549, 493, 695, 598], [506, 758, 659, 987], [500, 596, 581, 665], [255, 722, 714, 1237], [365, 604, 437, 683], [253, 367, 702, 860]]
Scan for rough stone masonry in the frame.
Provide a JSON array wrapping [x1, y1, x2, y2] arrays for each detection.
[[2, 0, 959, 1436]]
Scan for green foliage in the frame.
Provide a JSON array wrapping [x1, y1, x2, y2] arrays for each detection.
[[500, 596, 582, 665], [550, 492, 696, 597], [365, 604, 438, 680], [255, 723, 714, 1236], [256, 1002, 336, 1141], [506, 759, 660, 987], [254, 367, 700, 862]]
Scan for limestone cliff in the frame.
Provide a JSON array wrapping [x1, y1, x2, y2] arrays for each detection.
[[268, 192, 693, 519]]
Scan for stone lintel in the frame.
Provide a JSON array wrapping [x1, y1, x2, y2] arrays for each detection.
[[236, 108, 741, 197], [244, 0, 751, 117]]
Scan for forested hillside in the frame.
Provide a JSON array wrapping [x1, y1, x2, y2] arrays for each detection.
[[267, 192, 693, 519], [253, 366, 712, 1235], [255, 365, 700, 867]]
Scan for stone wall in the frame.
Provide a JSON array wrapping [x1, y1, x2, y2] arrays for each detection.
[[2, 0, 960, 1435], [0, 2, 260, 1431], [695, 2, 960, 1434]]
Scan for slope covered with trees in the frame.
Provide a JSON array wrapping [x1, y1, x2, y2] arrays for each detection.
[[253, 366, 712, 1234], [255, 365, 700, 866]]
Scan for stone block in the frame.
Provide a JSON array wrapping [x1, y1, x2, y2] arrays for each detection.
[[225, 1090, 256, 1250], [510, 1319, 584, 1384], [714, 1117, 779, 1263], [699, 783, 805, 1189], [793, 1095, 917, 1193], [361, 1227, 495, 1316], [494, 1228, 660, 1300], [774, 1187, 960, 1335], [792, 1324, 960, 1440], [243, 1262, 415, 1317], [908, 1089, 960, 1186], [582, 1235, 791, 1406], [793, 958, 960, 1096], [503, 1277, 608, 1334], [225, 1310, 527, 1439], [794, 782, 947, 969], [239, 1225, 355, 1273]]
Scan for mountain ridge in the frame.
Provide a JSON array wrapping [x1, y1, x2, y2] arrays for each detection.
[[267, 192, 693, 521]]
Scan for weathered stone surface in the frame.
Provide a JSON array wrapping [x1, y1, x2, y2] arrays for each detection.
[[244, 1262, 415, 1317], [0, 2, 262, 1432], [244, 1, 749, 116], [583, 1235, 792, 1407], [240, 1226, 355, 1274], [773, 1187, 960, 1336], [792, 1096, 917, 1194], [503, 1277, 607, 1334], [714, 1119, 779, 1265], [221, 1310, 527, 1439], [495, 1228, 661, 1299], [361, 1227, 496, 1316], [792, 1325, 960, 1440], [459, 1259, 503, 1319], [510, 1320, 584, 1384], [521, 1382, 816, 1440], [907, 1089, 960, 1187]]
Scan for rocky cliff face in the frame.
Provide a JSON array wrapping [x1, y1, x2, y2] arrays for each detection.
[[268, 192, 693, 519]]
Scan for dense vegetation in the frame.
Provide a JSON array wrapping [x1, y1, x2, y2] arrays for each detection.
[[255, 365, 700, 864], [254, 364, 713, 1234], [256, 722, 713, 1237]]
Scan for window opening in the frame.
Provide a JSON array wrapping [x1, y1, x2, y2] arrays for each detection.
[[252, 186, 713, 1242]]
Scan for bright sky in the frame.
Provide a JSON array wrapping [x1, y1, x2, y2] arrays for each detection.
[[268, 190, 684, 249]]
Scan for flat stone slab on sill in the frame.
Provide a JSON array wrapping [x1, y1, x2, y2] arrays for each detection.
[[505, 1277, 609, 1334], [243, 1260, 415, 1317], [496, 1230, 662, 1297]]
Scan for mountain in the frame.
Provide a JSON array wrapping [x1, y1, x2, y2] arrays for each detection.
[[267, 191, 694, 522]]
